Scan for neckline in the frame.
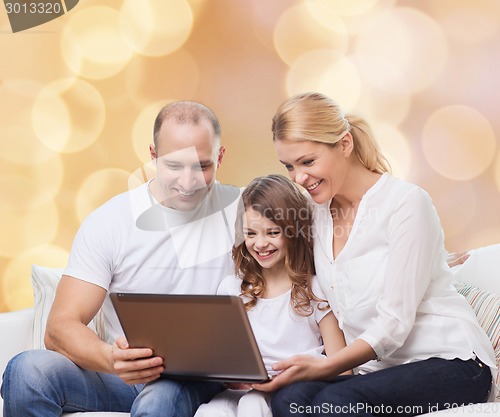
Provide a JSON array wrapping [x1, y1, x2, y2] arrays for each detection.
[[330, 172, 389, 261]]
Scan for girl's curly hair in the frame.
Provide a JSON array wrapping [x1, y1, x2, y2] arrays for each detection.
[[232, 174, 326, 316]]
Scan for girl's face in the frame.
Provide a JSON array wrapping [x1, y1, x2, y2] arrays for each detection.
[[274, 139, 348, 204], [243, 209, 286, 271]]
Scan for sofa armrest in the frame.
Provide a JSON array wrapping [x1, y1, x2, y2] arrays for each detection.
[[0, 308, 34, 417], [0, 308, 34, 376]]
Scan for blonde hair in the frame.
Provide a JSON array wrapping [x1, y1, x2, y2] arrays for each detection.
[[272, 92, 391, 174]]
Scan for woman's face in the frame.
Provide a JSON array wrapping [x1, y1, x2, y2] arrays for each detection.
[[274, 139, 347, 204]]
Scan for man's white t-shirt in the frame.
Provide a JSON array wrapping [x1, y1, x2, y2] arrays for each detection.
[[217, 275, 331, 375], [65, 181, 241, 343]]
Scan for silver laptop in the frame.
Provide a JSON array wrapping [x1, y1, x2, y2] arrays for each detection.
[[110, 293, 270, 383]]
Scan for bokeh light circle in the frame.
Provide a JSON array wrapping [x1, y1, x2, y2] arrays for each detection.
[[354, 84, 411, 127], [273, 3, 348, 66], [32, 78, 105, 153], [120, 0, 194, 57], [355, 7, 448, 93], [0, 202, 59, 258], [495, 152, 500, 193], [0, 79, 58, 166], [307, 0, 379, 18], [286, 50, 361, 111], [370, 122, 411, 179], [61, 6, 134, 79], [2, 245, 69, 310], [132, 101, 170, 163], [0, 155, 64, 209], [312, 0, 398, 36], [125, 51, 199, 107], [429, 0, 500, 45], [76, 168, 133, 222], [129, 161, 157, 191], [422, 105, 496, 181]]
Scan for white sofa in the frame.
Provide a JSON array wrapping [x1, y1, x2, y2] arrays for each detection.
[[0, 308, 128, 417], [1, 245, 499, 417]]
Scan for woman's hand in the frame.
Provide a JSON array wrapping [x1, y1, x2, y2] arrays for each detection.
[[252, 355, 335, 392], [111, 336, 165, 385]]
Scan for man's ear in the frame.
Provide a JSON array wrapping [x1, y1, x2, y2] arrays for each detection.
[[217, 146, 226, 168], [149, 144, 157, 161]]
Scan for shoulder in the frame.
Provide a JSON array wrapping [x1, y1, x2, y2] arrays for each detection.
[[211, 182, 242, 202], [374, 175, 433, 214], [383, 175, 428, 200], [310, 276, 328, 300], [80, 183, 148, 229], [91, 183, 147, 215], [309, 276, 331, 318], [205, 182, 242, 213], [381, 176, 442, 232], [208, 182, 243, 220], [217, 275, 242, 295]]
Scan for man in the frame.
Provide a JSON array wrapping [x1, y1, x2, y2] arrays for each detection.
[[1, 101, 241, 416]]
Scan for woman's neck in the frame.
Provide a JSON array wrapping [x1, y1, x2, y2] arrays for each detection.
[[335, 166, 382, 210]]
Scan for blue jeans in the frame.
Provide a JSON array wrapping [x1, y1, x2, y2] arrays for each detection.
[[1, 349, 224, 417], [271, 357, 492, 417]]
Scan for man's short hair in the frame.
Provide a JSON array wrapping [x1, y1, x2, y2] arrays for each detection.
[[153, 101, 221, 150]]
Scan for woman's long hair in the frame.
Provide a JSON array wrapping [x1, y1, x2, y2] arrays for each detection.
[[233, 174, 326, 316], [272, 92, 391, 174]]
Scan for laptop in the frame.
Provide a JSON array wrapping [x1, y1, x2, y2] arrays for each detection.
[[110, 293, 271, 383]]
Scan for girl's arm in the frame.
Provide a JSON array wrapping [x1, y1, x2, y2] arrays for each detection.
[[318, 311, 352, 375]]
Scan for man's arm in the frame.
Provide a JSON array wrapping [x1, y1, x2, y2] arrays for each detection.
[[45, 276, 164, 384]]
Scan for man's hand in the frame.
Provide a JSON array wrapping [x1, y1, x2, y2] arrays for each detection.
[[111, 336, 165, 385]]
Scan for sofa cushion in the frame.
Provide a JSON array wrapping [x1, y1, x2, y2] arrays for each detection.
[[31, 265, 105, 349], [453, 281, 500, 400], [451, 244, 500, 294]]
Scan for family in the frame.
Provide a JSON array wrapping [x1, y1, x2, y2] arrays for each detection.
[[1, 93, 495, 417]]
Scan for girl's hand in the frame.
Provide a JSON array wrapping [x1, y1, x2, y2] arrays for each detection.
[[111, 336, 165, 385], [252, 355, 334, 392]]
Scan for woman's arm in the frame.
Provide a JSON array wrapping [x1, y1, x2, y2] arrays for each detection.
[[253, 339, 375, 392], [253, 312, 373, 392]]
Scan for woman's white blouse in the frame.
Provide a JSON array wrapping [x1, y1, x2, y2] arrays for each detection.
[[312, 173, 496, 379]]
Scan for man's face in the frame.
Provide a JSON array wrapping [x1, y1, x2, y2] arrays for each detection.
[[150, 118, 223, 211]]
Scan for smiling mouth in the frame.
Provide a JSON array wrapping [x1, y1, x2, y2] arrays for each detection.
[[177, 189, 197, 197], [256, 250, 276, 258], [306, 180, 322, 191]]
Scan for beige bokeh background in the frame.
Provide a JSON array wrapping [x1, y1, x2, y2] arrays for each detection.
[[1, 0, 499, 312]]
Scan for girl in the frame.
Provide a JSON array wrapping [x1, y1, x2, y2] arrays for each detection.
[[256, 92, 495, 417], [195, 174, 349, 417]]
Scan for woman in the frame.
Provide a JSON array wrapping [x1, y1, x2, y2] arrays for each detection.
[[254, 92, 496, 416]]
